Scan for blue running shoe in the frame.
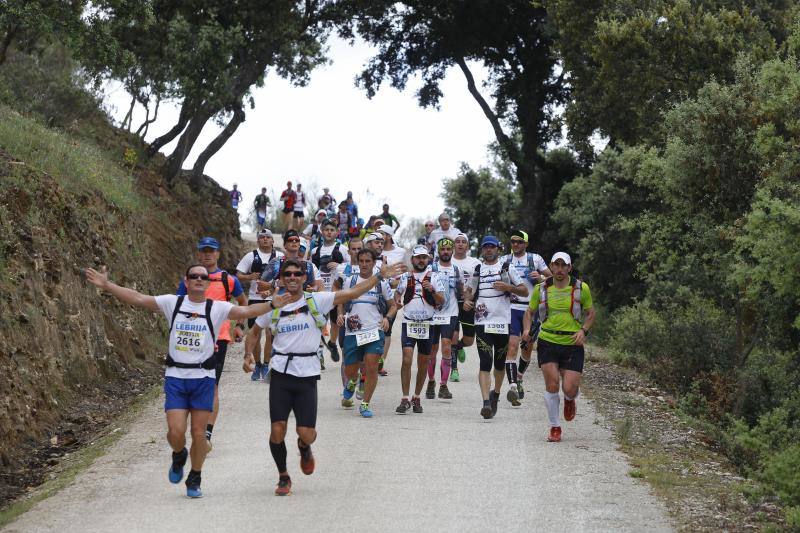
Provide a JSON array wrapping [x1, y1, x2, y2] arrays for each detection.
[[342, 379, 356, 400], [185, 471, 202, 498], [186, 485, 203, 498], [251, 364, 262, 382], [168, 448, 187, 484], [359, 402, 373, 418]]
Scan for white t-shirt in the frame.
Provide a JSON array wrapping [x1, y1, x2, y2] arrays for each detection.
[[310, 243, 350, 292], [429, 226, 461, 258], [254, 292, 335, 378], [343, 274, 393, 334], [452, 255, 482, 299], [236, 248, 284, 300], [500, 252, 547, 311], [432, 262, 460, 319], [156, 295, 233, 379], [467, 261, 524, 326], [294, 191, 306, 212], [382, 246, 407, 266], [397, 268, 446, 321]]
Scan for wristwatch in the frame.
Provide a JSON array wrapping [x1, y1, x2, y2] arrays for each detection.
[[580, 327, 589, 336]]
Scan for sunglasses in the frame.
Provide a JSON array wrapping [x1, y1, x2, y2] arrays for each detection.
[[281, 271, 304, 278], [187, 273, 209, 281], [510, 239, 526, 244], [425, 224, 435, 227], [286, 237, 300, 243]]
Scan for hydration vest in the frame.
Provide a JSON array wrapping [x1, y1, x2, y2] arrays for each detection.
[[311, 242, 344, 268], [538, 277, 583, 323], [268, 292, 327, 334], [403, 272, 437, 307], [431, 262, 462, 310], [165, 296, 217, 370], [251, 249, 276, 275], [472, 261, 510, 302], [344, 274, 389, 316]]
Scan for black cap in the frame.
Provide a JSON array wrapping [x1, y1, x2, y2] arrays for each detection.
[[283, 229, 300, 241]]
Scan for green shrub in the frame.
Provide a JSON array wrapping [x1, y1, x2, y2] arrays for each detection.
[[760, 444, 800, 507]]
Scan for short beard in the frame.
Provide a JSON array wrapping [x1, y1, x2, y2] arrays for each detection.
[[413, 262, 427, 272]]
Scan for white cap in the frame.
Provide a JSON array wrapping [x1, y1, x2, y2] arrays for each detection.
[[364, 232, 383, 244], [299, 239, 309, 249], [316, 209, 327, 217], [378, 224, 395, 236], [550, 252, 571, 265], [412, 245, 430, 257]]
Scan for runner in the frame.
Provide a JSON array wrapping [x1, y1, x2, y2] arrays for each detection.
[[428, 213, 460, 258], [425, 238, 461, 400], [294, 183, 306, 230], [379, 225, 406, 266], [450, 233, 480, 382], [279, 181, 296, 230], [334, 201, 353, 243], [377, 204, 400, 232], [303, 210, 328, 251], [375, 228, 405, 375], [464, 235, 527, 419], [177, 237, 247, 450], [85, 264, 271, 498], [244, 258, 404, 495], [236, 229, 284, 382], [254, 187, 269, 229], [500, 230, 551, 405], [522, 252, 595, 442], [340, 248, 396, 417], [310, 219, 349, 361], [333, 237, 366, 405], [230, 184, 242, 210], [418, 220, 436, 254], [394, 246, 446, 414], [320, 187, 336, 215]]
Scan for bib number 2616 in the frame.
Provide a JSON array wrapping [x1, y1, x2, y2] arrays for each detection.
[[407, 322, 430, 340]]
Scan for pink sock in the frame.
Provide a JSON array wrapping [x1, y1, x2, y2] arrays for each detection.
[[440, 354, 451, 383], [427, 354, 436, 381]]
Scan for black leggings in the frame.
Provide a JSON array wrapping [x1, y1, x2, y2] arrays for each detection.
[[476, 326, 508, 372]]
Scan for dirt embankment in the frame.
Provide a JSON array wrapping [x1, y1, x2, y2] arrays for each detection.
[[0, 139, 244, 503]]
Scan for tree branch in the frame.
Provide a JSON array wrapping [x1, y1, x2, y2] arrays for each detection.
[[191, 104, 246, 179]]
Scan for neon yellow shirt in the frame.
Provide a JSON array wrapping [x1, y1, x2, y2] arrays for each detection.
[[529, 277, 593, 345]]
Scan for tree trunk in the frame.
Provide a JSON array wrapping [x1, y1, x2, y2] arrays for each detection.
[[121, 95, 136, 131], [0, 26, 19, 67], [164, 107, 215, 183], [191, 104, 246, 179], [135, 98, 160, 138], [147, 102, 193, 157]]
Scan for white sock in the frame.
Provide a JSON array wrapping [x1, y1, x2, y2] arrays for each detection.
[[544, 391, 561, 427], [564, 388, 580, 401]]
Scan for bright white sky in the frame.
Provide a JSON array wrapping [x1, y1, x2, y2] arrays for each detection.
[[105, 37, 496, 228]]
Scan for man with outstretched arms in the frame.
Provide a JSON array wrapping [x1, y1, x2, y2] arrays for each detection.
[[177, 237, 247, 451], [450, 233, 480, 382], [340, 249, 397, 417], [394, 246, 446, 414], [500, 230, 551, 405], [310, 218, 350, 361], [522, 252, 595, 443], [85, 264, 270, 498], [236, 229, 284, 382], [464, 235, 527, 419], [425, 238, 461, 400], [428, 212, 460, 258], [244, 259, 404, 495]]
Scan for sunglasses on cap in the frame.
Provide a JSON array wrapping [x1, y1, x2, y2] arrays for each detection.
[[281, 271, 304, 278], [187, 273, 209, 281]]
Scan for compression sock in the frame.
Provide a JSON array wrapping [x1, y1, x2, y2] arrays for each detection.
[[564, 388, 580, 401], [451, 351, 458, 370], [505, 361, 518, 385], [172, 447, 188, 467], [440, 354, 451, 383], [205, 424, 214, 440], [269, 440, 288, 473], [427, 354, 436, 381], [544, 391, 561, 427], [518, 356, 531, 376]]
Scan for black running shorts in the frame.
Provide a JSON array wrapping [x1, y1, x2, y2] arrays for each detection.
[[247, 299, 267, 328], [458, 305, 475, 338], [536, 338, 585, 373], [268, 370, 319, 427], [475, 326, 508, 372]]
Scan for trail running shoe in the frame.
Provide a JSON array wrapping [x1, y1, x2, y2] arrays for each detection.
[[395, 398, 411, 414], [263, 366, 271, 383], [438, 383, 452, 399], [356, 381, 365, 401], [327, 340, 340, 362], [517, 378, 525, 399], [489, 391, 499, 417], [359, 402, 373, 418], [457, 347, 467, 363], [564, 398, 576, 421], [450, 368, 460, 382], [275, 476, 292, 496], [168, 448, 187, 484], [425, 380, 436, 399], [342, 379, 356, 400], [251, 364, 262, 381], [506, 384, 521, 406], [185, 471, 202, 498], [298, 438, 315, 475], [411, 397, 423, 414], [378, 368, 388, 376], [341, 397, 354, 408], [480, 403, 493, 419], [547, 426, 562, 442]]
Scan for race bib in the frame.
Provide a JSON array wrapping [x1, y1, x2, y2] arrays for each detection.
[[355, 328, 381, 346], [484, 323, 508, 335], [432, 315, 450, 325], [173, 328, 207, 354], [407, 322, 430, 340]]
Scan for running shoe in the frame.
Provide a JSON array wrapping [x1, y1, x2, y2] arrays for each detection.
[[506, 383, 521, 406], [185, 471, 202, 498], [425, 380, 436, 399], [359, 402, 373, 418], [450, 368, 460, 382], [206, 437, 213, 454], [489, 391, 499, 417], [438, 383, 452, 399], [342, 379, 356, 400], [327, 340, 340, 362], [251, 364, 262, 382], [168, 448, 187, 484], [341, 397, 354, 408], [517, 378, 525, 399], [298, 438, 315, 475], [378, 368, 388, 377], [356, 381, 365, 401], [480, 403, 493, 419], [411, 397, 423, 414], [564, 398, 576, 421], [395, 398, 411, 414], [547, 426, 562, 442], [275, 476, 292, 496], [457, 347, 466, 363], [263, 365, 271, 383]]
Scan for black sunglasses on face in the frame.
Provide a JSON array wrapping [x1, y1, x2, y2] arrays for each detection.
[[510, 239, 525, 244], [281, 271, 304, 278], [187, 273, 209, 281], [286, 237, 300, 243]]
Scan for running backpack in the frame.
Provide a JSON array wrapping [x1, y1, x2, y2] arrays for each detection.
[[431, 262, 462, 311], [472, 261, 510, 302], [268, 292, 327, 334], [311, 242, 344, 269], [250, 249, 276, 275], [538, 276, 583, 323], [344, 274, 389, 315], [165, 296, 216, 369], [402, 272, 438, 307]]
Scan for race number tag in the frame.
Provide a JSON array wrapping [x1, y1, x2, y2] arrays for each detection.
[[174, 328, 207, 354], [432, 315, 450, 325], [484, 323, 508, 335], [407, 322, 430, 340], [355, 328, 380, 346]]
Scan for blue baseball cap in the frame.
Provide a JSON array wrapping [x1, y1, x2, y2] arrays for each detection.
[[481, 235, 500, 247], [197, 237, 220, 250]]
